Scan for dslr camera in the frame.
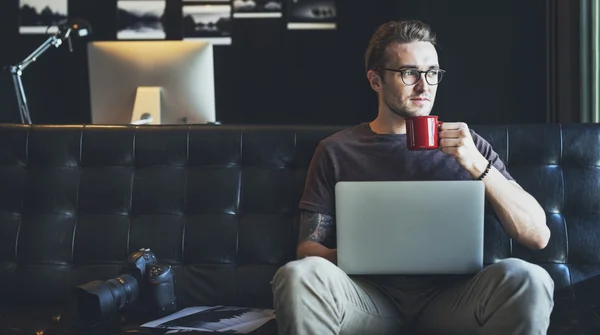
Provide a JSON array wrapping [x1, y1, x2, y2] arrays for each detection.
[[73, 248, 177, 325]]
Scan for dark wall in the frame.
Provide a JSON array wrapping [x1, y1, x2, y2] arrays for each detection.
[[0, 0, 549, 126]]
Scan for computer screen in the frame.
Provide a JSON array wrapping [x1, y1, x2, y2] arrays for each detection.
[[87, 41, 216, 125]]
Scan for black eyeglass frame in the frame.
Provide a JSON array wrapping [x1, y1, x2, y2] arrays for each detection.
[[373, 67, 447, 86]]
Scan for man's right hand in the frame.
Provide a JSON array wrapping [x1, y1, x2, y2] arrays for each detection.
[[297, 241, 337, 264], [326, 248, 338, 264]]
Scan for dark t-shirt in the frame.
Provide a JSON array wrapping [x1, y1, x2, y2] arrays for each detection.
[[299, 122, 514, 217], [298, 122, 514, 292]]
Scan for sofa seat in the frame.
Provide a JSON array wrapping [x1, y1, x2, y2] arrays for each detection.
[[1, 288, 599, 335]]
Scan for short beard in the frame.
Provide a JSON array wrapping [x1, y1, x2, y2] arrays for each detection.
[[383, 96, 422, 119]]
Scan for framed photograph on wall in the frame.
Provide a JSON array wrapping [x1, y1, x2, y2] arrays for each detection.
[[117, 0, 166, 40], [286, 0, 336, 30], [233, 0, 282, 19], [19, 0, 68, 34], [182, 3, 232, 45]]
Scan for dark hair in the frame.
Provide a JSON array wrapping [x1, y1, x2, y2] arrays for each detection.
[[365, 20, 437, 73]]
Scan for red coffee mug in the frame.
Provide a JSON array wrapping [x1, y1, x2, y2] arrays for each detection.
[[406, 115, 443, 150]]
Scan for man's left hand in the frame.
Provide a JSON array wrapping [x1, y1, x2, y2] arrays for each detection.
[[439, 122, 488, 177]]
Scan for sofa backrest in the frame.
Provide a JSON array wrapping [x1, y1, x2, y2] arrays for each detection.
[[0, 123, 598, 309], [473, 124, 600, 290]]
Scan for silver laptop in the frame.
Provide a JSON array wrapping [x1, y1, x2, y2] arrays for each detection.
[[335, 180, 485, 275]]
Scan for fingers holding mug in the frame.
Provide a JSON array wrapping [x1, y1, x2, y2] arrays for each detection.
[[439, 122, 470, 137], [438, 122, 478, 159]]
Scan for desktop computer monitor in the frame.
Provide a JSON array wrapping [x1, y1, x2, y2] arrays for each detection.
[[87, 41, 216, 125]]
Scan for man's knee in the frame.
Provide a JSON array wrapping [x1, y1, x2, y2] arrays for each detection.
[[487, 258, 555, 301], [272, 256, 337, 290], [490, 258, 554, 284]]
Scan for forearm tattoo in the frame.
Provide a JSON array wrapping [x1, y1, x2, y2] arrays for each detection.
[[298, 211, 335, 247]]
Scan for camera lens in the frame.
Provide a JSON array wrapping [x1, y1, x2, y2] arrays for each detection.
[[74, 274, 140, 324]]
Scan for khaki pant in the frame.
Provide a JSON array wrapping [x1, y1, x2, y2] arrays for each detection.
[[272, 256, 554, 335]]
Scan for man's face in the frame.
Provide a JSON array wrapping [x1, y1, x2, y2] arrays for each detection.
[[375, 41, 440, 119]]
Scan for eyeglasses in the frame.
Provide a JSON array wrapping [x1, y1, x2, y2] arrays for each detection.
[[375, 67, 446, 86]]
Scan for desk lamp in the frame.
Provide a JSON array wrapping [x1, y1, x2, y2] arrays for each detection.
[[9, 19, 92, 124]]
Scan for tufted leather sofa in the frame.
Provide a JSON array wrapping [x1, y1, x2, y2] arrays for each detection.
[[0, 123, 600, 335]]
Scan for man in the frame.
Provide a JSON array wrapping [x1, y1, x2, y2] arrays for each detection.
[[272, 20, 554, 334]]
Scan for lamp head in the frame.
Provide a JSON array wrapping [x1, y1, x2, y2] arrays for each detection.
[[58, 18, 92, 39]]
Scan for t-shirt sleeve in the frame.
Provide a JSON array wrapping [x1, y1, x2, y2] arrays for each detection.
[[471, 130, 514, 181], [298, 141, 336, 216]]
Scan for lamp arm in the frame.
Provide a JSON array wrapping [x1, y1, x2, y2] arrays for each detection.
[[10, 68, 30, 124], [7, 29, 70, 125], [12, 34, 64, 72]]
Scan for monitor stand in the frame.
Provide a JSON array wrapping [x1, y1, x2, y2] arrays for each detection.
[[131, 87, 161, 125]]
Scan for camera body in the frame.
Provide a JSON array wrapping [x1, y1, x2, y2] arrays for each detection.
[[145, 263, 177, 316], [74, 248, 177, 326]]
